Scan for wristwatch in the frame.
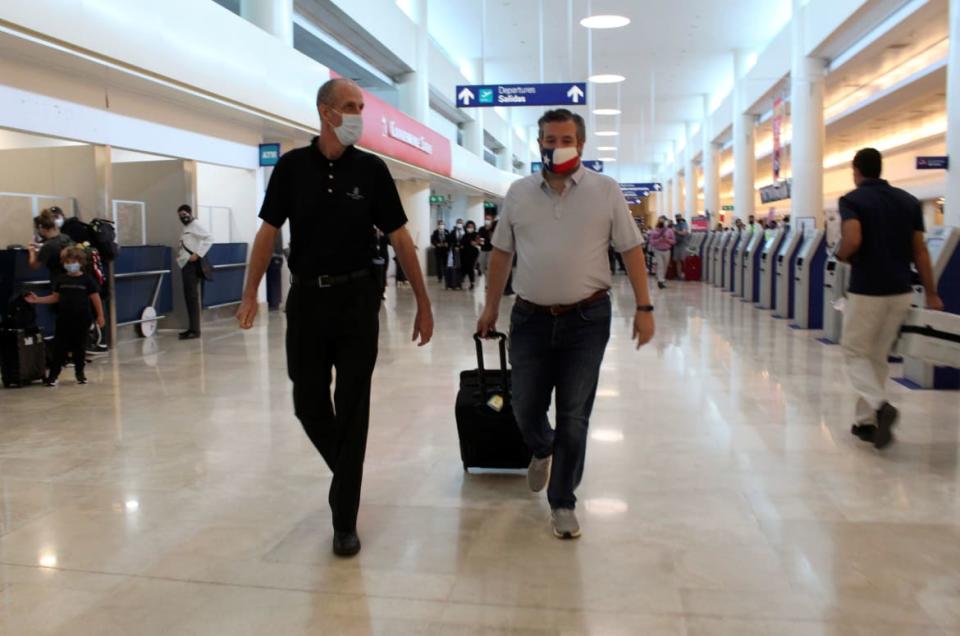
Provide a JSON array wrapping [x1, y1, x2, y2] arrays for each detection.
[[636, 305, 655, 312]]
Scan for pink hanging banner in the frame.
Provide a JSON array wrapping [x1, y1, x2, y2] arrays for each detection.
[[772, 96, 784, 182]]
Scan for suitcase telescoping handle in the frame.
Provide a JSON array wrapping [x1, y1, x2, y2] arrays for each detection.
[[473, 332, 509, 398]]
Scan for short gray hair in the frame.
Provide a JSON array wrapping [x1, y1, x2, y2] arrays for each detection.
[[316, 78, 355, 107]]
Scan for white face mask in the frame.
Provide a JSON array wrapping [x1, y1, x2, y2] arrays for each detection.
[[65, 262, 81, 274], [55, 218, 64, 229], [331, 110, 363, 146]]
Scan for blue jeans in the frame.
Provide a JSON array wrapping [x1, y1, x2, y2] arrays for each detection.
[[508, 296, 611, 510]]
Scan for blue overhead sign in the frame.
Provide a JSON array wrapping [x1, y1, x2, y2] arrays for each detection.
[[917, 156, 948, 170], [619, 182, 662, 197], [259, 143, 280, 167], [456, 83, 587, 108], [531, 160, 604, 174]]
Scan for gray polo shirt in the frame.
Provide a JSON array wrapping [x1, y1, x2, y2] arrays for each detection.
[[492, 164, 643, 305]]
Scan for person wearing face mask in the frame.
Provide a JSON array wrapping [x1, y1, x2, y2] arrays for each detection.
[[430, 221, 450, 283], [176, 204, 214, 340], [477, 215, 496, 282], [460, 220, 480, 290], [648, 219, 676, 289], [25, 245, 104, 386], [29, 208, 75, 276], [235, 77, 433, 558], [477, 108, 655, 540]]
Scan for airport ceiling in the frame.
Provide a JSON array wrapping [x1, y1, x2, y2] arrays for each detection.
[[429, 0, 793, 170]]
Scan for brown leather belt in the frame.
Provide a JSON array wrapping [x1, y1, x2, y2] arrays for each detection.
[[516, 289, 610, 316]]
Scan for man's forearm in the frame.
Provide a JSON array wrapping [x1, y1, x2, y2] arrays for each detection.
[[621, 246, 652, 305], [915, 248, 938, 296], [242, 226, 276, 300], [391, 228, 431, 306], [484, 248, 514, 310]]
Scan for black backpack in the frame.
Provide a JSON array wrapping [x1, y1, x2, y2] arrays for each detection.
[[3, 294, 37, 329], [61, 217, 119, 261], [90, 218, 119, 261]]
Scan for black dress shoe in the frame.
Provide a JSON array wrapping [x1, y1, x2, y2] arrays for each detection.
[[333, 531, 361, 557], [178, 331, 200, 340], [850, 423, 876, 442], [874, 402, 899, 449]]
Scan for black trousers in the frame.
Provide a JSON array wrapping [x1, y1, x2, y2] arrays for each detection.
[[49, 317, 90, 381], [433, 248, 447, 282], [182, 260, 203, 333], [285, 275, 380, 532]]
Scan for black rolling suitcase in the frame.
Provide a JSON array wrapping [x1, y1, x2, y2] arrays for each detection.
[[455, 333, 532, 471], [1, 327, 46, 388]]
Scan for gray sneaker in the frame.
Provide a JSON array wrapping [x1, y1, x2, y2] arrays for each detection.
[[551, 508, 581, 539], [527, 454, 552, 492]]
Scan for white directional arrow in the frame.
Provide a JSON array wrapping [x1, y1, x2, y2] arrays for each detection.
[[654, 183, 662, 191], [458, 87, 475, 106], [566, 85, 584, 104]]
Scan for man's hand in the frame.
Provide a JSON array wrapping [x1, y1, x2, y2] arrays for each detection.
[[477, 305, 499, 338], [633, 311, 655, 349], [96, 315, 106, 329], [189, 254, 199, 262], [236, 295, 258, 329], [927, 293, 945, 311], [24, 292, 38, 304], [412, 303, 434, 346]]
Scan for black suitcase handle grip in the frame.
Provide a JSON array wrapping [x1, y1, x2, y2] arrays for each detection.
[[473, 332, 509, 399]]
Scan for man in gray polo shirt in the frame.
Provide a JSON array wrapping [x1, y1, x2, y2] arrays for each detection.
[[477, 108, 655, 540]]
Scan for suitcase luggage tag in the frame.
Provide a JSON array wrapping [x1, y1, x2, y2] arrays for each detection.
[[486, 394, 504, 412]]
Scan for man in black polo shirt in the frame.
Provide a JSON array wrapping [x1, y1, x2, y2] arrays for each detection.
[[236, 78, 434, 557], [836, 148, 942, 449]]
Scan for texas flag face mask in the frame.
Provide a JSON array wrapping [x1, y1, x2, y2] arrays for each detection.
[[541, 146, 580, 175]]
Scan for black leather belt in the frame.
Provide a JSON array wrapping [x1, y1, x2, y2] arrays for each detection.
[[516, 289, 609, 316], [291, 268, 370, 288]]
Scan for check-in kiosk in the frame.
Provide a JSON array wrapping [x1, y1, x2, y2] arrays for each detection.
[[773, 228, 803, 319], [900, 226, 960, 389], [820, 257, 849, 344], [741, 229, 765, 303], [723, 231, 742, 292], [701, 232, 717, 283], [714, 232, 732, 287], [731, 232, 747, 296], [757, 228, 785, 310], [790, 228, 827, 329], [710, 231, 730, 287]]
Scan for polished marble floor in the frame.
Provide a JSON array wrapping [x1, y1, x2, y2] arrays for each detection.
[[1, 276, 959, 635]]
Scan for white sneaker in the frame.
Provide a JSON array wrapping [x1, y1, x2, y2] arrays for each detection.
[[551, 508, 581, 539], [527, 455, 552, 492]]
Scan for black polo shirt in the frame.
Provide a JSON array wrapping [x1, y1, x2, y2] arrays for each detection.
[[259, 139, 407, 277], [839, 178, 924, 296]]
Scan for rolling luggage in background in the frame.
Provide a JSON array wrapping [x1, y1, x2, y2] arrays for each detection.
[[1, 327, 46, 387], [684, 255, 702, 281], [445, 266, 462, 290], [455, 333, 532, 471]]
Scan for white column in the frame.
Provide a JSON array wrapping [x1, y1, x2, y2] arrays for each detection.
[[733, 50, 756, 222], [790, 0, 827, 227], [466, 196, 485, 226], [702, 95, 720, 216], [462, 60, 485, 158], [685, 122, 697, 215], [672, 171, 682, 214], [946, 0, 960, 226], [395, 179, 431, 274], [497, 112, 515, 172], [665, 177, 674, 215], [240, 0, 293, 46], [397, 0, 429, 122]]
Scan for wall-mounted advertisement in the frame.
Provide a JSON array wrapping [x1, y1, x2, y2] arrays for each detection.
[[772, 96, 784, 182]]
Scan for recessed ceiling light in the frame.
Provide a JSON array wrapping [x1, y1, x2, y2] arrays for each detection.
[[593, 108, 621, 115], [589, 74, 626, 84], [597, 146, 617, 151], [580, 15, 630, 29], [595, 131, 619, 137], [599, 157, 616, 162]]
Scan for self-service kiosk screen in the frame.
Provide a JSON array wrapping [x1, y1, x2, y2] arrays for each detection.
[[777, 230, 795, 257], [763, 233, 778, 252]]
